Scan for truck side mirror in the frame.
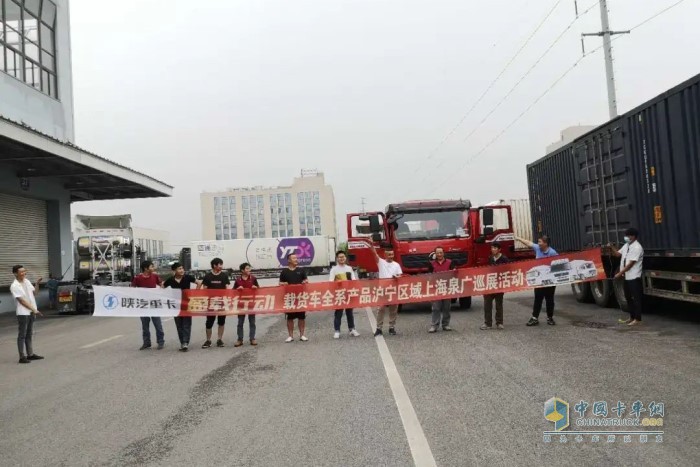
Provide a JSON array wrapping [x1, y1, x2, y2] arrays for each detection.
[[482, 208, 494, 227], [369, 215, 382, 233], [371, 233, 382, 242], [484, 226, 494, 236]]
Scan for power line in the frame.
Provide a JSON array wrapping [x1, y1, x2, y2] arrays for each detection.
[[425, 0, 689, 197], [412, 0, 565, 173]]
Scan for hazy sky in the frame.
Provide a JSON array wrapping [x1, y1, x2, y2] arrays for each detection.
[[70, 0, 699, 248]]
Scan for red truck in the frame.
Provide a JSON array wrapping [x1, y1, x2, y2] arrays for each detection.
[[346, 199, 531, 309]]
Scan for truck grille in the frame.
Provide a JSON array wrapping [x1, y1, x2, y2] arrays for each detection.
[[400, 252, 468, 269]]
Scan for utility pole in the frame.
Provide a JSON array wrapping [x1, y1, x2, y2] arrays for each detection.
[[360, 197, 367, 214], [582, 0, 630, 119]]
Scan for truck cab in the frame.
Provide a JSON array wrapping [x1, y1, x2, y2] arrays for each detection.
[[347, 200, 527, 307]]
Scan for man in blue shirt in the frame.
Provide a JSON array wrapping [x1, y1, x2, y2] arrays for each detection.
[[516, 235, 559, 326]]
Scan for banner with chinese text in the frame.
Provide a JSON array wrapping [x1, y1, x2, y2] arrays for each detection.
[[92, 249, 604, 317], [93, 285, 181, 317]]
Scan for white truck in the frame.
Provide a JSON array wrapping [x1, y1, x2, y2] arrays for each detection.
[[190, 236, 336, 276], [526, 258, 598, 287]]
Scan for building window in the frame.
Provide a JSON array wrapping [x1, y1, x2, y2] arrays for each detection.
[[1, 0, 58, 98]]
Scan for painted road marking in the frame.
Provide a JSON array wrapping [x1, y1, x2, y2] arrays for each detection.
[[80, 335, 124, 349], [365, 308, 437, 467]]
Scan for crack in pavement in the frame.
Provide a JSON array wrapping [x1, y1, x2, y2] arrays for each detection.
[[109, 351, 259, 467]]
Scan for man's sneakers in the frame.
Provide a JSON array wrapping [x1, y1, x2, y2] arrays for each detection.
[[285, 336, 294, 343], [627, 319, 641, 326], [300, 335, 309, 342], [140, 344, 152, 350], [157, 343, 165, 350], [428, 326, 437, 333], [18, 356, 31, 364], [333, 331, 341, 339], [547, 318, 556, 326], [443, 326, 453, 331], [496, 324, 504, 330], [28, 354, 44, 360], [480, 324, 492, 330], [216, 339, 225, 347], [202, 340, 212, 349], [526, 317, 539, 326], [179, 344, 189, 352], [349, 329, 361, 337], [250, 339, 258, 346], [374, 329, 383, 337], [234, 340, 244, 347], [388, 328, 397, 336]]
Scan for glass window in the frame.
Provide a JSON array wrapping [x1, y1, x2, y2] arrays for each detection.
[[214, 197, 221, 208], [313, 191, 320, 200], [285, 206, 292, 214], [42, 0, 56, 25], [229, 196, 236, 206], [305, 192, 311, 200], [223, 233, 229, 240], [270, 195, 277, 206], [314, 216, 321, 224], [257, 195, 263, 204], [285, 193, 291, 204], [242, 197, 249, 208], [250, 196, 257, 208], [216, 233, 223, 240], [315, 227, 322, 235], [300, 229, 306, 236], [286, 218, 293, 226], [314, 208, 320, 216]]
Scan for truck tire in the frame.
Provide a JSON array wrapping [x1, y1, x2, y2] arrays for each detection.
[[591, 279, 615, 308], [612, 279, 630, 312], [457, 296, 472, 310], [571, 282, 593, 303]]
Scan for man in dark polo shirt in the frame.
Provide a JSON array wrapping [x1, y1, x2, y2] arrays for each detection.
[[198, 257, 231, 349], [163, 262, 199, 351], [132, 260, 164, 350], [279, 253, 309, 343]]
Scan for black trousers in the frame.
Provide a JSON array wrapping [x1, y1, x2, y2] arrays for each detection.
[[623, 278, 644, 321], [533, 287, 556, 319]]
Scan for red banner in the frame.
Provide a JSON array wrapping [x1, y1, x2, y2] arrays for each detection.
[[179, 249, 604, 316]]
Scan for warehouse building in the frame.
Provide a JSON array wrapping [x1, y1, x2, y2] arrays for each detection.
[[0, 0, 171, 310]]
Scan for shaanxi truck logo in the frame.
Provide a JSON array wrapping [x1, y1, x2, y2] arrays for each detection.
[[277, 238, 316, 266], [544, 397, 570, 431], [103, 294, 119, 310]]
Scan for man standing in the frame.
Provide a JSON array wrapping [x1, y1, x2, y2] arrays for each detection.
[[481, 242, 509, 330], [199, 257, 231, 348], [515, 235, 559, 326], [234, 262, 259, 347], [280, 253, 309, 342], [329, 251, 360, 339], [366, 241, 403, 336], [427, 246, 455, 333], [132, 260, 164, 350], [163, 262, 198, 351], [11, 265, 44, 364], [46, 274, 59, 310], [611, 228, 645, 326]]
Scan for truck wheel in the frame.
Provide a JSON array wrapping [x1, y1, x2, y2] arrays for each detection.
[[571, 282, 593, 303], [457, 296, 472, 310], [612, 279, 630, 312], [591, 279, 615, 308]]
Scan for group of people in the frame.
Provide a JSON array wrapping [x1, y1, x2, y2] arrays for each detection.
[[9, 227, 645, 363]]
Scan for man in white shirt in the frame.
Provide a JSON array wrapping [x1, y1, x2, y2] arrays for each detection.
[[611, 228, 645, 326], [329, 251, 361, 339], [10, 265, 44, 364], [365, 241, 403, 336]]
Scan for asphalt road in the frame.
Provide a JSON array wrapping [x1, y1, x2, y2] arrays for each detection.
[[1, 281, 698, 467]]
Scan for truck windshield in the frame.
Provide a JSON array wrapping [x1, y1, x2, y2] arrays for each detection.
[[550, 262, 571, 273], [394, 210, 468, 240]]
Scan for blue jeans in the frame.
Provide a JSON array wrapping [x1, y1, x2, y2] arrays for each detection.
[[237, 314, 256, 340], [140, 317, 164, 345], [173, 317, 192, 345]]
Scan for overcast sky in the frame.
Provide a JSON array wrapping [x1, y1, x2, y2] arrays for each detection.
[[70, 0, 699, 248]]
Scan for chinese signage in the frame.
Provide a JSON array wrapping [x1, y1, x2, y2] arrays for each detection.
[[93, 249, 604, 317], [543, 396, 666, 444]]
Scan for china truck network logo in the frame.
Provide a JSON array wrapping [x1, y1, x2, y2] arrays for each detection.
[[544, 397, 570, 431], [277, 238, 315, 266]]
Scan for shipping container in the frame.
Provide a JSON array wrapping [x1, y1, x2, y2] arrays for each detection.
[[527, 73, 700, 309], [486, 199, 533, 250], [190, 236, 334, 274]]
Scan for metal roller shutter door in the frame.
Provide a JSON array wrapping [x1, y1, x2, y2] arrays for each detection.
[[0, 193, 50, 287]]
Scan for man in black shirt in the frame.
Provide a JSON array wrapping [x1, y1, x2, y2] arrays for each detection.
[[199, 257, 231, 348], [163, 262, 199, 351], [481, 242, 509, 330], [279, 253, 309, 343]]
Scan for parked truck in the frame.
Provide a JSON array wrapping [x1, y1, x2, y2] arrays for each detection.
[[57, 215, 141, 314], [346, 199, 533, 309], [527, 73, 700, 310], [190, 236, 337, 277]]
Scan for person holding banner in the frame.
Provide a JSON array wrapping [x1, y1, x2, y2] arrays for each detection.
[[234, 263, 260, 347], [515, 235, 559, 326], [610, 228, 645, 326], [365, 241, 402, 336], [427, 246, 455, 333], [11, 265, 44, 364], [132, 260, 165, 350], [481, 242, 509, 330], [280, 253, 309, 343], [329, 251, 360, 339], [163, 262, 198, 351], [199, 258, 231, 348]]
